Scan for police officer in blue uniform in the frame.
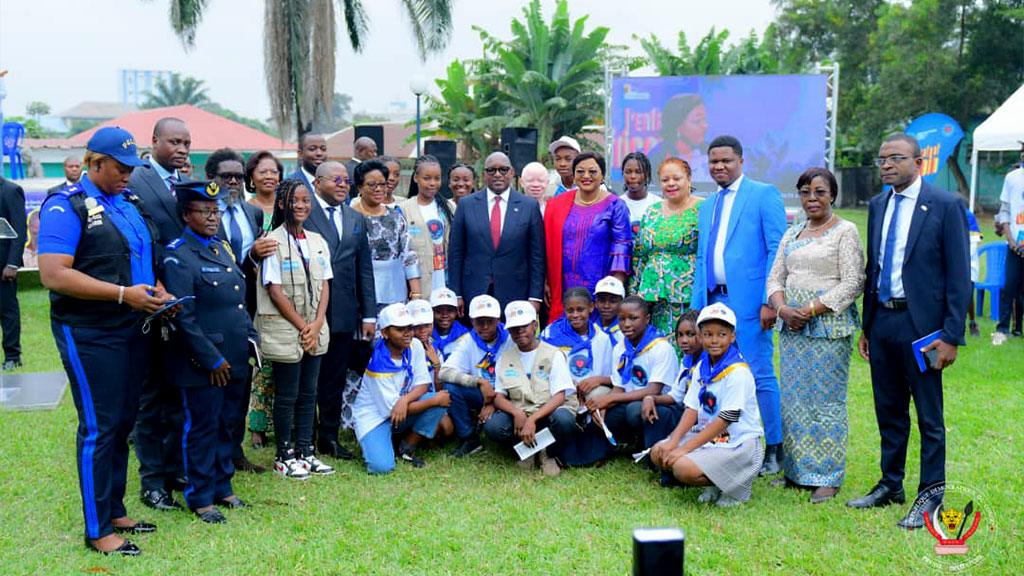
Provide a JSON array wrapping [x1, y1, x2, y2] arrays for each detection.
[[38, 127, 174, 556], [161, 180, 256, 524]]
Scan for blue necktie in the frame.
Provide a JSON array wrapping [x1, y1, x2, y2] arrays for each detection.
[[878, 193, 906, 303], [228, 205, 244, 261], [705, 188, 731, 294], [327, 206, 340, 238], [167, 174, 178, 197]]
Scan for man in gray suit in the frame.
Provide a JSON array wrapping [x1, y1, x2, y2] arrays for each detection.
[[46, 155, 83, 196], [129, 116, 192, 512], [304, 161, 377, 460]]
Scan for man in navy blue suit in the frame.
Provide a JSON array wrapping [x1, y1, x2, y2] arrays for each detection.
[[289, 131, 328, 193], [847, 133, 970, 530], [448, 152, 545, 315]]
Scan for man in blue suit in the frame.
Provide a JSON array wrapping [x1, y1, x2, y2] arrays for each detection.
[[288, 131, 328, 193], [691, 135, 787, 475], [448, 152, 545, 315], [846, 134, 970, 530]]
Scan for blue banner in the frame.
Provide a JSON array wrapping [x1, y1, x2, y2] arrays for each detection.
[[904, 113, 964, 184]]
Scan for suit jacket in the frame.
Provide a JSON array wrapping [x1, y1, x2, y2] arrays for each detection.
[[692, 176, 787, 321], [129, 163, 187, 245], [303, 199, 377, 333], [287, 169, 316, 197], [47, 181, 73, 197], [399, 196, 456, 293], [0, 177, 26, 268], [217, 201, 265, 316], [862, 180, 970, 346], [448, 188, 545, 310]]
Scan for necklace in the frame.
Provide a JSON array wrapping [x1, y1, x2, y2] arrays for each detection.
[[805, 214, 836, 232], [576, 190, 605, 207]]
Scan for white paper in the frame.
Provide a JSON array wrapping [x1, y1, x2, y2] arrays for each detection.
[[513, 427, 556, 460]]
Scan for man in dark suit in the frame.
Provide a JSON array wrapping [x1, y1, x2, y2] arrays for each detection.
[[448, 152, 545, 315], [847, 133, 970, 530], [344, 136, 378, 185], [129, 116, 192, 512], [205, 148, 278, 473], [0, 176, 26, 370], [288, 131, 328, 194], [304, 161, 376, 460], [46, 155, 83, 196]]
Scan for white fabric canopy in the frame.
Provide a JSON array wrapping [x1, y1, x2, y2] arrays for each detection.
[[970, 83, 1024, 210]]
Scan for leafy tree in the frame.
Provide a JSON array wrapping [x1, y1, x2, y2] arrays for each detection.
[[142, 73, 211, 108], [635, 26, 798, 77], [2, 116, 60, 138], [420, 60, 505, 165], [25, 101, 51, 120]]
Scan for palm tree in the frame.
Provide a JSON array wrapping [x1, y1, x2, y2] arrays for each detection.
[[165, 0, 454, 137], [142, 73, 211, 108]]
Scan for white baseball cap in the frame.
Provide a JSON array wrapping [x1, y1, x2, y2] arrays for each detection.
[[504, 301, 537, 329], [468, 295, 501, 319], [407, 299, 433, 325], [548, 135, 581, 155], [430, 287, 458, 308], [696, 303, 737, 329], [378, 303, 414, 329], [594, 276, 625, 298]]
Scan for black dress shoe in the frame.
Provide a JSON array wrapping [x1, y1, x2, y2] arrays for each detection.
[[758, 444, 782, 476], [846, 484, 906, 509], [141, 489, 183, 511], [166, 477, 189, 492], [2, 359, 22, 372], [218, 496, 249, 509], [233, 457, 267, 474], [195, 507, 227, 524], [114, 521, 157, 534], [897, 495, 943, 530], [316, 438, 355, 461], [86, 538, 141, 556]]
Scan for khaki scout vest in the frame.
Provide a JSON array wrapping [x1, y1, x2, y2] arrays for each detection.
[[496, 341, 578, 415], [255, 226, 331, 362]]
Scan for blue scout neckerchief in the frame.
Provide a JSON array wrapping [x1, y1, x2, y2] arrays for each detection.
[[366, 338, 414, 395], [616, 325, 667, 384], [433, 321, 469, 355], [472, 323, 509, 383], [675, 353, 697, 393], [543, 316, 596, 355], [599, 317, 620, 340], [696, 344, 747, 415]]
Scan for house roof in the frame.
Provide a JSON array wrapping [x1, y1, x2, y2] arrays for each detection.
[[67, 104, 293, 152], [57, 101, 138, 120]]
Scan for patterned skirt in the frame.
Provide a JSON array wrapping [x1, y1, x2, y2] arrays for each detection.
[[248, 362, 275, 433], [650, 299, 686, 337], [778, 331, 852, 488]]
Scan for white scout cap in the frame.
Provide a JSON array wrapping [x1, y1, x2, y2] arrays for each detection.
[[548, 135, 581, 155], [468, 295, 501, 319], [407, 299, 433, 325], [696, 302, 737, 329], [504, 301, 537, 329], [379, 303, 414, 329], [594, 276, 625, 298], [429, 287, 458, 308]]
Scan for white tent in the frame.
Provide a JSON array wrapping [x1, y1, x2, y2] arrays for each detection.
[[969, 83, 1024, 211]]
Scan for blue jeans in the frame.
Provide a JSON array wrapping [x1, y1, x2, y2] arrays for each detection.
[[359, 393, 447, 475], [444, 384, 484, 440]]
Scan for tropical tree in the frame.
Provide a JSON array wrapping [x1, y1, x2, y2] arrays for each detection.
[[419, 60, 505, 165], [635, 26, 799, 77], [165, 0, 455, 138], [142, 73, 211, 108], [25, 101, 51, 120]]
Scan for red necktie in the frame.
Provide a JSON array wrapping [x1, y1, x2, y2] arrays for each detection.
[[490, 196, 502, 249]]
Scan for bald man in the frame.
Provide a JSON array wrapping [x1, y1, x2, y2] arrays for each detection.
[[344, 136, 378, 188], [520, 162, 550, 215], [47, 156, 83, 196]]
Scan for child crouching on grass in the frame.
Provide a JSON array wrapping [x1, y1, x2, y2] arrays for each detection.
[[650, 303, 765, 506]]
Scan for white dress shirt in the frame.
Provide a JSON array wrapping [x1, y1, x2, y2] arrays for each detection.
[[314, 192, 344, 238], [878, 176, 922, 299], [713, 174, 744, 286], [301, 167, 316, 187], [486, 188, 510, 236]]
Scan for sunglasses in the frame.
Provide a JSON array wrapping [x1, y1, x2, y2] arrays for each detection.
[[484, 166, 512, 175]]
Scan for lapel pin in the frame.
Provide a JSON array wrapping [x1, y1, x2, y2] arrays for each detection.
[[921, 205, 928, 212], [514, 207, 519, 212]]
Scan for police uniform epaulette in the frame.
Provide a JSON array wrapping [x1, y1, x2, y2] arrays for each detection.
[[57, 184, 84, 197], [166, 238, 185, 250]]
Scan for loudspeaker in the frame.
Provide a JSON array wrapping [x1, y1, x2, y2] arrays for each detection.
[[500, 127, 538, 177], [354, 125, 384, 156], [424, 140, 458, 199]]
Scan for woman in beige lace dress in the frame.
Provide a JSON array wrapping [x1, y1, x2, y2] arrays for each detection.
[[767, 167, 865, 504]]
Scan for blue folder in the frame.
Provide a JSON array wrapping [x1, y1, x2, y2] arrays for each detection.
[[912, 330, 942, 372]]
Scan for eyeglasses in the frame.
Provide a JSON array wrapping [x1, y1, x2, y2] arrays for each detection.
[[217, 172, 245, 182], [190, 208, 224, 219], [798, 189, 831, 199], [873, 155, 916, 167], [363, 182, 387, 190], [484, 166, 512, 175], [322, 176, 352, 186]]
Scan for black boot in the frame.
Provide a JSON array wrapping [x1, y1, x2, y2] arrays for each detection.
[[759, 443, 781, 476]]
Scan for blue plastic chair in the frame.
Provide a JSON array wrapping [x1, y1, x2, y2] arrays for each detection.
[[1, 121, 26, 179], [976, 241, 1007, 321]]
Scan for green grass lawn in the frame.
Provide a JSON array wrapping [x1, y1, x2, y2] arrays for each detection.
[[0, 210, 1020, 575]]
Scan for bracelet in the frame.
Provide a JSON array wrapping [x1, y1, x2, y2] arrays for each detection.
[[117, 286, 125, 305], [409, 292, 422, 299], [809, 302, 817, 318]]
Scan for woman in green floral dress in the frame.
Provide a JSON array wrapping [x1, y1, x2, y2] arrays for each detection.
[[630, 158, 702, 335]]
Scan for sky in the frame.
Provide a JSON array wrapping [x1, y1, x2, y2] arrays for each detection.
[[0, 0, 776, 124]]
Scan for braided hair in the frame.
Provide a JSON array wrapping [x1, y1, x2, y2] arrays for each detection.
[[622, 151, 652, 188], [271, 178, 315, 308], [408, 154, 454, 224]]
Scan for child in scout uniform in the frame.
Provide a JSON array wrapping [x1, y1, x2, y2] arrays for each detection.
[[429, 287, 468, 360], [588, 296, 679, 451], [594, 276, 625, 347], [650, 303, 765, 506], [485, 301, 578, 476], [641, 309, 703, 451], [352, 303, 450, 473], [438, 294, 514, 458], [541, 286, 614, 409]]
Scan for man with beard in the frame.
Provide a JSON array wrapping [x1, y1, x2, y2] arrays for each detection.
[[290, 131, 328, 195]]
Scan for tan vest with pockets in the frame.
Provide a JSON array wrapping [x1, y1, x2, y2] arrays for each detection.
[[255, 226, 331, 362], [497, 341, 577, 415]]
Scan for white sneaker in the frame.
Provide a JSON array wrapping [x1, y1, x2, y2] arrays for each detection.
[[992, 332, 1008, 346], [303, 454, 335, 476], [698, 486, 722, 503], [275, 457, 310, 480]]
